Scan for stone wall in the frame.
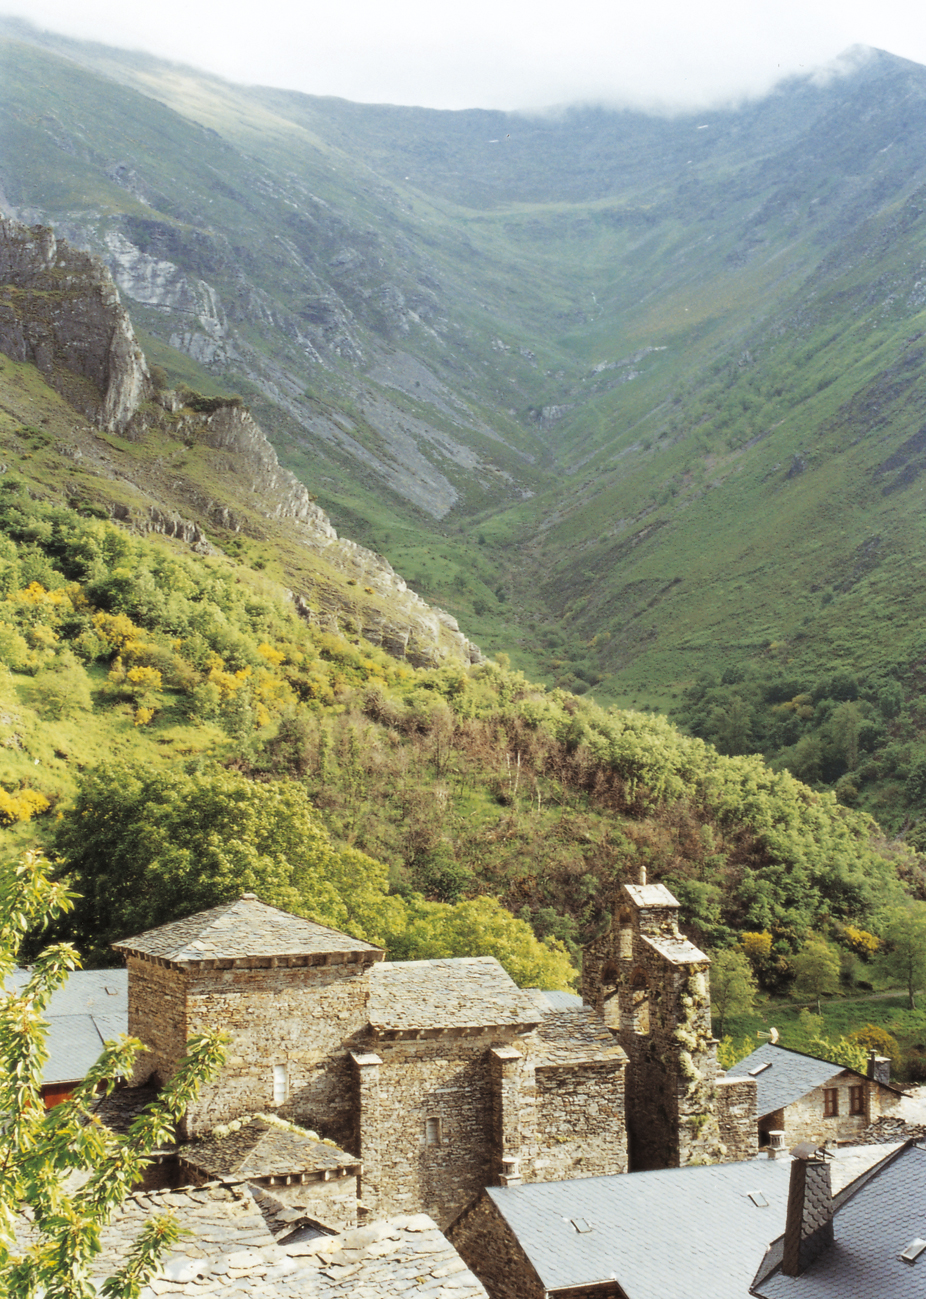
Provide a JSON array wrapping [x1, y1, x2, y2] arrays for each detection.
[[765, 1072, 904, 1147], [715, 1076, 758, 1161], [181, 955, 374, 1142], [449, 1194, 546, 1299], [126, 956, 187, 1087], [530, 1060, 627, 1182], [353, 1031, 506, 1228], [581, 883, 735, 1171]]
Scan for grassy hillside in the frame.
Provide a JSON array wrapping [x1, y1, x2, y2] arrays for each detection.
[[6, 25, 926, 825]]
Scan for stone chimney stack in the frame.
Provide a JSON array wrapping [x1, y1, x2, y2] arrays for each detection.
[[782, 1144, 834, 1277], [867, 1049, 891, 1085]]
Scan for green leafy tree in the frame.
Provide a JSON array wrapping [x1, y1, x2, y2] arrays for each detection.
[[0, 851, 226, 1298], [50, 765, 368, 961], [879, 906, 926, 1009], [710, 948, 758, 1038], [394, 895, 577, 990], [791, 936, 840, 1013]]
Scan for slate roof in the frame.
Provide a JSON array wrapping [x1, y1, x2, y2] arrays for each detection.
[[179, 1117, 358, 1181], [528, 988, 584, 1011], [641, 930, 708, 965], [112, 894, 383, 965], [20, 1188, 486, 1299], [725, 1043, 904, 1117], [482, 1157, 796, 1298], [752, 1143, 926, 1298], [368, 957, 543, 1033], [624, 882, 680, 909], [530, 1007, 627, 1068], [2, 968, 128, 1085], [43, 1014, 125, 1085]]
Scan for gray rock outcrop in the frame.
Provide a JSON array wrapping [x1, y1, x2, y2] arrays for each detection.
[[0, 216, 150, 433]]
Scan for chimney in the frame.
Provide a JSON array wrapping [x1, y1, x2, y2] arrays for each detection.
[[766, 1130, 786, 1160], [782, 1143, 834, 1277], [867, 1049, 891, 1085]]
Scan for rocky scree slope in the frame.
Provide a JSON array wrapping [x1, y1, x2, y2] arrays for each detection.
[[0, 217, 482, 668]]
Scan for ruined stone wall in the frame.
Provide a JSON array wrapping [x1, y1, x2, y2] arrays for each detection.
[[182, 956, 373, 1142], [126, 956, 187, 1087], [771, 1073, 904, 1146], [355, 1031, 517, 1229], [529, 1061, 628, 1182], [715, 1076, 758, 1162], [448, 1195, 546, 1299]]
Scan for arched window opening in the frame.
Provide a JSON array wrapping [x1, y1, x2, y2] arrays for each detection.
[[601, 962, 620, 1029], [618, 908, 633, 960], [630, 967, 650, 1035]]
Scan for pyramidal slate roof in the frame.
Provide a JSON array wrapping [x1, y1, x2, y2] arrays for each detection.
[[179, 1118, 358, 1181], [113, 895, 383, 966], [369, 958, 544, 1033]]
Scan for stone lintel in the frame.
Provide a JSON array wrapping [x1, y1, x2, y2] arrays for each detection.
[[350, 1051, 384, 1068], [491, 1046, 523, 1062]]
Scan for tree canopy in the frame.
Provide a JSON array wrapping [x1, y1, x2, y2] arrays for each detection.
[[0, 852, 226, 1298], [50, 764, 577, 989]]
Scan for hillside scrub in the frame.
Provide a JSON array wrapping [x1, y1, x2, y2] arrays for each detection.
[[47, 764, 576, 989], [0, 488, 918, 975]]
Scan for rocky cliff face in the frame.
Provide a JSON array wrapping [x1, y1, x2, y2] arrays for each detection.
[[0, 216, 483, 669], [0, 217, 150, 433]]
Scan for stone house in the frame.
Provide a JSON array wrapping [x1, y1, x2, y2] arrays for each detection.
[[110, 878, 757, 1228], [724, 1042, 905, 1148]]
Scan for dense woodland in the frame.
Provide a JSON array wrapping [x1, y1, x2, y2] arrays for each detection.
[[5, 481, 926, 1076]]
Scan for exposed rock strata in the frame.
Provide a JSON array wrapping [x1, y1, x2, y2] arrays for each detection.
[[0, 217, 482, 668], [0, 216, 150, 433]]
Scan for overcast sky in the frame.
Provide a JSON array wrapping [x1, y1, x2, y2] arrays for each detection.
[[3, 0, 926, 111]]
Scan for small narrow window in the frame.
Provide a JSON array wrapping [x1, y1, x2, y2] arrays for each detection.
[[273, 1064, 288, 1106], [823, 1088, 839, 1118], [849, 1085, 864, 1115], [425, 1117, 441, 1146]]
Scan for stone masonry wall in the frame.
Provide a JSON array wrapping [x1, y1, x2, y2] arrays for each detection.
[[182, 957, 373, 1142], [715, 1076, 758, 1162], [355, 1031, 521, 1228], [529, 1061, 628, 1182], [770, 1073, 904, 1146], [126, 956, 187, 1087], [449, 1195, 546, 1299]]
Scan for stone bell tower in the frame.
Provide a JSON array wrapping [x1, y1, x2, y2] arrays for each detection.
[[582, 874, 756, 1170]]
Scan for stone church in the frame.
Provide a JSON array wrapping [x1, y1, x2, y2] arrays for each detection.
[[113, 879, 757, 1227]]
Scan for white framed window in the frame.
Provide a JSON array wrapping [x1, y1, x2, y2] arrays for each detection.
[[273, 1063, 288, 1106]]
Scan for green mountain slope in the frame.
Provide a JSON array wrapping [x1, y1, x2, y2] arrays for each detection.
[[6, 25, 926, 822]]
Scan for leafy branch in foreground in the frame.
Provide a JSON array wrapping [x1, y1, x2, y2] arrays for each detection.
[[0, 851, 226, 1299]]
